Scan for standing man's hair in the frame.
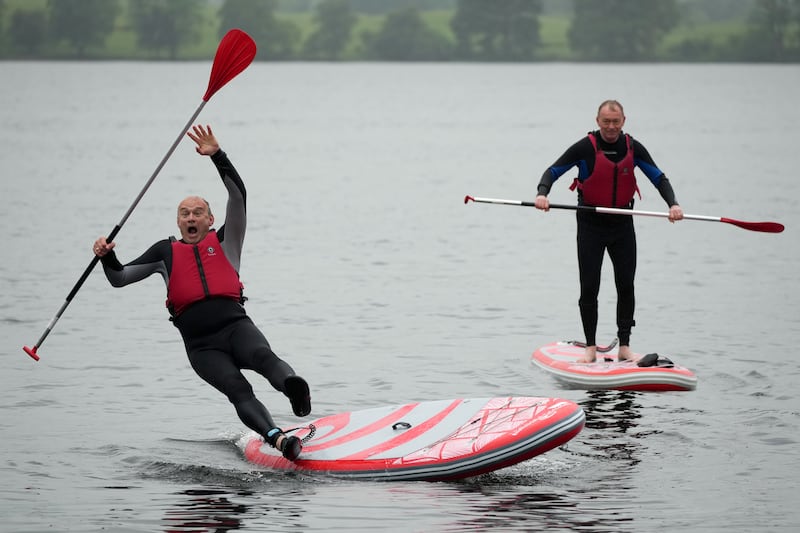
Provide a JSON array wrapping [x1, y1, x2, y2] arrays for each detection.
[[597, 100, 624, 115]]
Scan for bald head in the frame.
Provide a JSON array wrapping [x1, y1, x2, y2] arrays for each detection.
[[176, 196, 214, 244]]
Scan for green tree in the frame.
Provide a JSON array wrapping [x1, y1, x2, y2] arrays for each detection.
[[451, 0, 542, 60], [739, 0, 800, 60], [219, 0, 300, 60], [10, 9, 46, 55], [47, 0, 120, 57], [363, 7, 452, 60], [130, 0, 206, 59], [303, 0, 357, 60], [0, 0, 7, 54], [568, 0, 680, 61], [680, 0, 756, 22], [349, 0, 455, 14]]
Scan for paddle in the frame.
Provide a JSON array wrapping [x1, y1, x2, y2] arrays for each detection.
[[464, 195, 784, 234], [23, 29, 257, 361]]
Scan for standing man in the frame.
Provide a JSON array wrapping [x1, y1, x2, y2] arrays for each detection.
[[534, 100, 683, 363], [93, 124, 310, 460]]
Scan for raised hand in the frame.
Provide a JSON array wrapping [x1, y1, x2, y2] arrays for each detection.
[[187, 124, 220, 156]]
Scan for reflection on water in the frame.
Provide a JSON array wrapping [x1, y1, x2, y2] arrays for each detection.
[[437, 485, 634, 532], [582, 390, 643, 431], [578, 390, 647, 464], [163, 489, 246, 532]]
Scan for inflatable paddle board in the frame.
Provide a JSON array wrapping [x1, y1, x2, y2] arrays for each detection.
[[238, 396, 585, 481], [532, 341, 697, 392]]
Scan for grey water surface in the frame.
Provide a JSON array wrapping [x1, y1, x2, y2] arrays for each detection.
[[2, 61, 798, 532]]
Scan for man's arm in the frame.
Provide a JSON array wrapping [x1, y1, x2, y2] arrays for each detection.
[[211, 149, 246, 271], [537, 136, 593, 196], [100, 240, 171, 288], [632, 139, 678, 206]]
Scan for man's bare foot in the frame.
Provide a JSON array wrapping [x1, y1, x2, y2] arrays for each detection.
[[578, 345, 597, 363], [618, 345, 636, 361]]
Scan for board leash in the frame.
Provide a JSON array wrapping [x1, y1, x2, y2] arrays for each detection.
[[567, 338, 619, 353], [285, 423, 316, 444]]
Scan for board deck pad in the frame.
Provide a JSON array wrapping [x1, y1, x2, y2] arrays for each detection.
[[238, 396, 585, 481], [532, 341, 697, 391]]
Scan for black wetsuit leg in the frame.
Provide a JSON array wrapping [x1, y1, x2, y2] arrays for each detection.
[[577, 215, 605, 347], [607, 219, 637, 346], [225, 317, 296, 393], [576, 212, 637, 347], [182, 319, 287, 438]]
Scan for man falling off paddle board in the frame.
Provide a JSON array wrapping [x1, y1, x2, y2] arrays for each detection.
[[93, 125, 311, 460], [534, 100, 684, 364]]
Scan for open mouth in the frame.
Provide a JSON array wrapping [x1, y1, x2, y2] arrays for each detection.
[[187, 227, 198, 235]]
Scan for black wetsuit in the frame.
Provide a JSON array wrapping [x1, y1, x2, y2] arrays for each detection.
[[99, 150, 303, 439], [537, 131, 678, 347]]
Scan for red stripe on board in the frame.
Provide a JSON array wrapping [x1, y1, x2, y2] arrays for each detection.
[[339, 399, 464, 460], [302, 402, 420, 453]]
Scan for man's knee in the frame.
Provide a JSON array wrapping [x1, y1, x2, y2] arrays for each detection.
[[221, 374, 254, 404]]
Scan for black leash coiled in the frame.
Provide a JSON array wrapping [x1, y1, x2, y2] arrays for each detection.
[[285, 423, 316, 444]]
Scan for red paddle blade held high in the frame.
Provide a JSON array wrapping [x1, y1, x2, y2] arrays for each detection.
[[23, 30, 257, 362], [203, 28, 257, 102], [464, 195, 785, 234]]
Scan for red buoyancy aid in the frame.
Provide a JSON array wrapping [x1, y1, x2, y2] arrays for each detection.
[[166, 230, 243, 317], [573, 133, 640, 207]]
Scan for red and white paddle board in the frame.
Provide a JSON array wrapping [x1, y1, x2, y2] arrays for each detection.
[[532, 341, 697, 392], [238, 396, 584, 481]]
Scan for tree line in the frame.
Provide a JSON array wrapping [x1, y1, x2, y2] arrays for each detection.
[[1, 0, 799, 62]]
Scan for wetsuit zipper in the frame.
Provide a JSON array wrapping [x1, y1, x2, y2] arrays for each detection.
[[192, 245, 211, 298], [612, 165, 618, 207]]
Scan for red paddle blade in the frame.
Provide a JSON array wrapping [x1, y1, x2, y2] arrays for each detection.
[[721, 218, 785, 233], [202, 29, 257, 102], [464, 195, 475, 204]]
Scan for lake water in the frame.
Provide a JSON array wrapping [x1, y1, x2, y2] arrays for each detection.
[[2, 61, 798, 532]]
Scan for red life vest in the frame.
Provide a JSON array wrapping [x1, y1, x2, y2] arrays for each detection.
[[572, 133, 640, 207], [166, 230, 244, 317]]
